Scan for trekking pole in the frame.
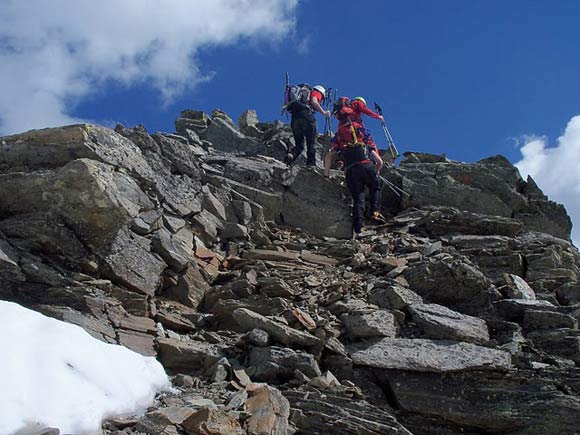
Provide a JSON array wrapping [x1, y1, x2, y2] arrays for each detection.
[[281, 72, 290, 117], [378, 174, 409, 197], [374, 102, 399, 164], [323, 87, 333, 136]]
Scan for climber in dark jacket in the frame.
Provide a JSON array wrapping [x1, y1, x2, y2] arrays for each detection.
[[324, 124, 386, 235], [287, 85, 331, 166]]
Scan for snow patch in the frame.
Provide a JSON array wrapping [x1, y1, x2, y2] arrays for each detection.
[[0, 300, 170, 435]]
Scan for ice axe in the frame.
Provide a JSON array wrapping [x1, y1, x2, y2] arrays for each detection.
[[374, 102, 399, 165]]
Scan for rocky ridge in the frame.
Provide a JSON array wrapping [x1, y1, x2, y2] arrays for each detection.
[[1, 108, 579, 434]]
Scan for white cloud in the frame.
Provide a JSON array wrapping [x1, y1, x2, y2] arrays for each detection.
[[0, 0, 298, 135], [515, 115, 580, 246]]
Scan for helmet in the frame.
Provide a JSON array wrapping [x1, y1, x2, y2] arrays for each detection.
[[353, 96, 366, 105], [313, 85, 326, 97]]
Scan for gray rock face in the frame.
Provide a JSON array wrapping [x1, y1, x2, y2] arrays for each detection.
[[281, 168, 352, 238], [407, 303, 490, 344], [383, 155, 572, 240], [349, 338, 512, 372], [3, 115, 580, 435]]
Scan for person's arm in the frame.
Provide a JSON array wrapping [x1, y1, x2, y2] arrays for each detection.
[[311, 95, 331, 118], [353, 101, 384, 122], [324, 149, 337, 177], [370, 149, 383, 174]]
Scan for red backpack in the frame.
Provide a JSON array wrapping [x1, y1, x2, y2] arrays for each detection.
[[332, 96, 354, 121]]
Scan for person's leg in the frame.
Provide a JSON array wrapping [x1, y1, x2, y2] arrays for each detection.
[[362, 164, 385, 221], [290, 118, 306, 162], [346, 166, 366, 233], [305, 120, 317, 166]]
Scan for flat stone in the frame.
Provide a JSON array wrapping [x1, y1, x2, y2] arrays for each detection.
[[349, 338, 512, 372], [407, 303, 490, 344], [242, 249, 300, 261]]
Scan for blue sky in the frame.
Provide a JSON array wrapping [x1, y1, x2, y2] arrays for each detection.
[[1, 0, 579, 243], [71, 0, 580, 164]]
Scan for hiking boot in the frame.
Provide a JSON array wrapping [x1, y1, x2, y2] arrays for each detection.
[[306, 162, 317, 167], [354, 227, 374, 238], [371, 211, 387, 224]]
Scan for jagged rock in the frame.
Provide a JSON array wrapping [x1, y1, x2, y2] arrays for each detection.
[[191, 210, 225, 245], [132, 210, 163, 235], [219, 222, 249, 240], [248, 346, 321, 382], [245, 384, 290, 435], [233, 308, 321, 348], [368, 282, 423, 309], [502, 273, 537, 300], [165, 263, 208, 309], [182, 408, 244, 435], [341, 310, 398, 339], [153, 133, 202, 178], [151, 228, 191, 272], [102, 228, 167, 296], [238, 110, 259, 129], [157, 338, 226, 375], [349, 338, 511, 372], [203, 117, 260, 153], [403, 255, 502, 314]]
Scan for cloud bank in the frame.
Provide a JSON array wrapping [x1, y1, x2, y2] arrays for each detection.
[[0, 0, 298, 135], [515, 115, 580, 246]]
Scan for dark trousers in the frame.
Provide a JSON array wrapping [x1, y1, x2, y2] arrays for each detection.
[[345, 163, 381, 233], [291, 117, 317, 165]]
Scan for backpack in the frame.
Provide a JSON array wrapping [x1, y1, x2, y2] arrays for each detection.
[[332, 96, 352, 120], [284, 83, 312, 113]]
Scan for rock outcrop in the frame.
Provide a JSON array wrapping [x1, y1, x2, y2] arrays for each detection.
[[1, 109, 579, 435]]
